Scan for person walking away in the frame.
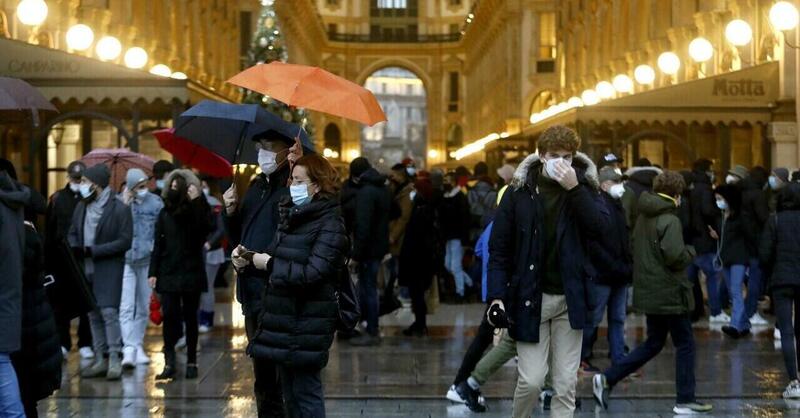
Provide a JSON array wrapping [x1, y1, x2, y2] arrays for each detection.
[[760, 183, 800, 399], [740, 167, 770, 326], [68, 163, 133, 381], [593, 171, 713, 415], [348, 158, 391, 347], [247, 154, 349, 418], [621, 158, 662, 228], [199, 179, 226, 333], [148, 170, 212, 380], [223, 128, 297, 416], [581, 167, 632, 372], [488, 125, 603, 417], [384, 163, 414, 312], [46, 160, 94, 360], [119, 169, 163, 369], [468, 162, 498, 233], [400, 178, 437, 337], [440, 172, 473, 302], [713, 184, 751, 338]]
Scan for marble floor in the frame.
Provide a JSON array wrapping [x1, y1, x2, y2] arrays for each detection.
[[35, 287, 800, 417]]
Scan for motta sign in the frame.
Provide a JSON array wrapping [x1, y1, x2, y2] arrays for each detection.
[[712, 79, 766, 96], [6, 59, 81, 75]]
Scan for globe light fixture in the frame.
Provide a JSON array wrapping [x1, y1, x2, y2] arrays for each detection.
[[596, 81, 616, 99], [123, 47, 148, 69], [170, 71, 188, 80], [567, 96, 584, 107], [95, 36, 122, 61], [149, 64, 172, 77], [16, 0, 48, 26], [427, 149, 440, 159], [612, 74, 634, 93], [725, 19, 753, 46], [688, 37, 713, 62], [66, 24, 94, 51], [770, 1, 799, 31], [581, 89, 600, 106], [657, 52, 681, 75], [634, 64, 656, 84]]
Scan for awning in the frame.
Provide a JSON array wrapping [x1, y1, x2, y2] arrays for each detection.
[[0, 37, 231, 104], [525, 61, 780, 136]]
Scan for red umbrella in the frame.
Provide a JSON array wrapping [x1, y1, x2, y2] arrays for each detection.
[[154, 129, 232, 178], [81, 149, 155, 192]]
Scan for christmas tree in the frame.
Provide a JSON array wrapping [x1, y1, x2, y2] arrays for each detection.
[[243, 0, 315, 139]]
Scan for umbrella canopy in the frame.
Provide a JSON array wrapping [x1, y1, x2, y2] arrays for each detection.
[[227, 62, 387, 126], [154, 129, 232, 178], [0, 76, 58, 126], [81, 148, 155, 192], [174, 100, 313, 165]]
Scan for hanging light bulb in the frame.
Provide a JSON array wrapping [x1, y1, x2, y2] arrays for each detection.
[[123, 47, 148, 69], [567, 96, 583, 107], [16, 0, 48, 26], [725, 19, 753, 46], [581, 89, 600, 106], [688, 37, 713, 62], [66, 24, 94, 51], [612, 74, 634, 93], [770, 1, 799, 31], [657, 52, 681, 75], [95, 36, 122, 61], [149, 64, 172, 77], [634, 64, 656, 84], [170, 71, 188, 80], [596, 81, 616, 99]]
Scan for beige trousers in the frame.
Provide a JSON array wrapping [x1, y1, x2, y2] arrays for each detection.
[[512, 293, 583, 418]]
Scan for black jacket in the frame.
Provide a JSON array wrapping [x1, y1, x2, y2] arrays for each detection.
[[622, 166, 662, 228], [0, 174, 28, 353], [224, 169, 290, 316], [439, 189, 471, 243], [12, 224, 62, 402], [740, 177, 769, 257], [760, 183, 800, 289], [351, 168, 391, 261], [399, 194, 438, 289], [587, 192, 632, 287], [339, 178, 359, 236], [690, 170, 719, 254], [150, 197, 213, 293], [488, 153, 603, 343], [45, 184, 81, 246], [250, 197, 348, 370]]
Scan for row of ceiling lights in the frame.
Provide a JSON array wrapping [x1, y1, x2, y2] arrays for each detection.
[[530, 1, 799, 125], [16, 0, 187, 79]]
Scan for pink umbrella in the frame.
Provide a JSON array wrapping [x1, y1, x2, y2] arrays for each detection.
[[81, 148, 155, 192]]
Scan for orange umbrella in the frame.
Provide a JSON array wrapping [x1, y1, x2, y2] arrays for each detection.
[[227, 62, 387, 126]]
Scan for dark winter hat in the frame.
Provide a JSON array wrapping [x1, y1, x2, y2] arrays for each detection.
[[473, 162, 489, 177], [153, 160, 175, 179], [0, 158, 17, 180], [774, 167, 790, 183], [67, 161, 86, 180], [84, 164, 110, 189], [692, 158, 713, 173], [350, 157, 371, 179], [635, 158, 652, 167], [715, 184, 742, 213], [598, 166, 622, 183], [728, 165, 749, 180]]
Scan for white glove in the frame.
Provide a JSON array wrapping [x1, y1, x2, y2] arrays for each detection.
[[252, 253, 271, 271], [231, 245, 249, 270]]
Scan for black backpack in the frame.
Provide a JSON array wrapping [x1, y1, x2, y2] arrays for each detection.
[[335, 259, 361, 332]]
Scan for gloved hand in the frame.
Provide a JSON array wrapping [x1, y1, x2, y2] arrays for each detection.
[[252, 253, 271, 271], [231, 245, 250, 270]]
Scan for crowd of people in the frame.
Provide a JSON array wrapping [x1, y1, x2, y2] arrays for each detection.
[[2, 119, 800, 417]]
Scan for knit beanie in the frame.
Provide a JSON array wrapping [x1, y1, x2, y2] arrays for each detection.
[[84, 164, 110, 188]]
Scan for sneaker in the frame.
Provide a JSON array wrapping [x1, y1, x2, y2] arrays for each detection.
[[673, 402, 713, 414], [750, 313, 770, 326], [709, 313, 731, 324], [446, 384, 466, 404], [776, 328, 783, 340], [135, 346, 150, 365], [580, 360, 600, 374], [106, 352, 122, 380], [79, 346, 95, 360], [121, 346, 136, 369], [80, 358, 108, 378], [348, 334, 381, 347], [592, 374, 609, 410], [175, 336, 187, 350], [785, 380, 800, 399], [198, 324, 211, 334], [539, 389, 553, 410], [455, 381, 487, 412]]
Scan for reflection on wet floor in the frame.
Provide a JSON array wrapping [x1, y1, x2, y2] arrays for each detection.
[[36, 289, 800, 417]]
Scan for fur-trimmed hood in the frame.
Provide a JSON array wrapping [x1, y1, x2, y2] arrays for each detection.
[[161, 169, 202, 199], [510, 152, 599, 191]]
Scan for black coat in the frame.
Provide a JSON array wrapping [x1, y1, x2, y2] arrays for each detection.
[[0, 174, 28, 353], [715, 184, 749, 267], [439, 189, 471, 243], [690, 171, 719, 254], [12, 224, 62, 402], [224, 169, 290, 316], [740, 178, 769, 257], [351, 168, 391, 262], [150, 197, 212, 293], [250, 197, 348, 370], [622, 166, 662, 228], [760, 184, 800, 289], [487, 153, 603, 343], [45, 184, 81, 246], [399, 194, 437, 289], [587, 193, 632, 287], [339, 178, 359, 236]]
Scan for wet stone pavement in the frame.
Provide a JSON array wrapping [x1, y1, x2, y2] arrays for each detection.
[[37, 298, 800, 417]]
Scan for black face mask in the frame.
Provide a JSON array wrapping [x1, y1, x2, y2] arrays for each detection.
[[167, 189, 184, 206]]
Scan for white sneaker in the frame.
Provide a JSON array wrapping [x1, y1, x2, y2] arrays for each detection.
[[785, 380, 800, 399], [198, 324, 211, 334], [776, 328, 783, 340], [446, 385, 465, 404], [135, 346, 150, 365], [709, 313, 731, 324], [750, 313, 769, 326], [79, 347, 95, 360], [121, 346, 136, 369], [175, 336, 187, 350]]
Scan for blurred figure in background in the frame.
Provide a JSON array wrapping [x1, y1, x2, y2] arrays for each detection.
[[439, 172, 473, 302], [199, 178, 226, 334]]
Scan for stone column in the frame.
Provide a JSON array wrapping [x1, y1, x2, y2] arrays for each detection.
[[767, 121, 799, 168]]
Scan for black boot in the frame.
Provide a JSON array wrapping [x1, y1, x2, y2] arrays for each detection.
[[185, 364, 198, 379], [156, 350, 177, 380]]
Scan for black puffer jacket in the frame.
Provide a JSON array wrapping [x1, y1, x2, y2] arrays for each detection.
[[587, 192, 632, 287], [715, 184, 749, 266], [12, 223, 62, 402], [250, 197, 348, 370], [740, 177, 769, 256], [690, 170, 719, 254], [439, 189, 471, 243], [352, 168, 391, 262], [760, 183, 800, 289], [399, 194, 438, 289]]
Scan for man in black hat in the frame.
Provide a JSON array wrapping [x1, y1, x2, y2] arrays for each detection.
[[46, 161, 95, 360]]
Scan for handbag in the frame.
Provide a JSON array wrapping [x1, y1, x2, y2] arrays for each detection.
[[335, 260, 361, 332], [44, 238, 96, 319], [149, 293, 163, 325]]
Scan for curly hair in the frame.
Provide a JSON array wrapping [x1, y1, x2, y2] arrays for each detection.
[[294, 154, 341, 198], [537, 125, 581, 154], [653, 170, 686, 197]]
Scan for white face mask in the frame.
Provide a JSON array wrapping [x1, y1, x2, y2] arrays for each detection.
[[716, 199, 728, 210], [258, 149, 279, 176], [79, 183, 94, 199], [290, 184, 311, 206], [203, 187, 210, 196], [406, 167, 417, 177], [608, 183, 626, 199], [156, 179, 165, 190], [769, 176, 779, 190], [409, 190, 417, 201], [69, 183, 80, 193], [544, 157, 564, 178], [725, 174, 739, 185], [136, 189, 149, 199]]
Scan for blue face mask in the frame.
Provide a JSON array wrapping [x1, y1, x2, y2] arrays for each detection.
[[79, 183, 94, 199], [290, 184, 311, 206], [769, 176, 779, 190], [716, 199, 728, 210], [156, 179, 165, 190]]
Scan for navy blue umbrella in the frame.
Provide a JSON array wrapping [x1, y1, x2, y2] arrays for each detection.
[[174, 100, 313, 165]]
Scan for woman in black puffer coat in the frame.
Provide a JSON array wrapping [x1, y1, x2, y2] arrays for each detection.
[[247, 154, 348, 418]]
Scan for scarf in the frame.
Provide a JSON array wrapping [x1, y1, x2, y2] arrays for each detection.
[[83, 187, 111, 276]]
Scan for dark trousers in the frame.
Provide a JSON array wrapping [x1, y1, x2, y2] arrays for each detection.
[[453, 309, 494, 385], [161, 292, 200, 364], [773, 286, 800, 381], [279, 366, 325, 418], [409, 278, 429, 328], [358, 260, 380, 336], [246, 314, 285, 418], [603, 314, 696, 404], [56, 312, 92, 350]]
